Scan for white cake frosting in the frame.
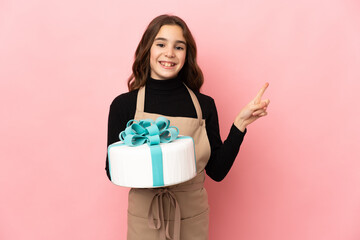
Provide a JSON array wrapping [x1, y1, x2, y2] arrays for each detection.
[[108, 136, 196, 188]]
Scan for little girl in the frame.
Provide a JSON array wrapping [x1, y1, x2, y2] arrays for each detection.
[[106, 14, 270, 240]]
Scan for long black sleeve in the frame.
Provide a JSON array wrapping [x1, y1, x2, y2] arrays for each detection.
[[106, 77, 246, 181], [202, 96, 246, 182]]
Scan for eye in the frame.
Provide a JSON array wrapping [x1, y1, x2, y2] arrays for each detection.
[[175, 46, 185, 50], [156, 43, 165, 48]]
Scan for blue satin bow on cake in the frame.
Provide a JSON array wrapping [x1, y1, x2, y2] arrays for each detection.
[[119, 117, 179, 146]]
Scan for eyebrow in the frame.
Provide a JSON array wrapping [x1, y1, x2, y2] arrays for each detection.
[[154, 37, 186, 45]]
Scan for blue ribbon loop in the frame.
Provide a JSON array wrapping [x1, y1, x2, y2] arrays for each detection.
[[119, 117, 179, 147]]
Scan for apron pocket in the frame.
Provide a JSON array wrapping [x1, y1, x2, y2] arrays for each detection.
[[180, 208, 209, 240], [127, 211, 158, 240], [127, 209, 209, 240]]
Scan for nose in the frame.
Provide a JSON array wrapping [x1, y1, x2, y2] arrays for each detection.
[[165, 47, 175, 58]]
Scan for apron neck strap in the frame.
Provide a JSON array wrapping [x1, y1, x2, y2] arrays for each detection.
[[136, 86, 146, 112], [136, 84, 203, 126], [183, 84, 203, 126]]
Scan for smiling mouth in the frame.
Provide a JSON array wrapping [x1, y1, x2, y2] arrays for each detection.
[[159, 61, 176, 67]]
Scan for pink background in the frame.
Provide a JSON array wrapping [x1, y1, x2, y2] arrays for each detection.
[[1, 0, 359, 239]]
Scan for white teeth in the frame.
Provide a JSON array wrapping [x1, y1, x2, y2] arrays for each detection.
[[160, 62, 175, 67]]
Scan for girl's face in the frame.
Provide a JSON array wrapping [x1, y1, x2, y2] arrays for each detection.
[[149, 25, 187, 80]]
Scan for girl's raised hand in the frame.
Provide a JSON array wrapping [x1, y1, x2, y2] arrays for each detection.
[[234, 83, 270, 132]]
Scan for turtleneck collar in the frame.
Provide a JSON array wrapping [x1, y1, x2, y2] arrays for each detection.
[[146, 75, 183, 91]]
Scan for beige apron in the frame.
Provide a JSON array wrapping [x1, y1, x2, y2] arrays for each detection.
[[127, 85, 211, 240]]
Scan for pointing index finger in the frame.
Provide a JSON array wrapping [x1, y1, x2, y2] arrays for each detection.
[[254, 82, 269, 103]]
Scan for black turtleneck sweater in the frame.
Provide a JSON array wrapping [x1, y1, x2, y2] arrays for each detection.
[[106, 76, 246, 182]]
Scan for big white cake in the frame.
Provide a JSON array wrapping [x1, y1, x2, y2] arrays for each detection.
[[108, 136, 196, 188]]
